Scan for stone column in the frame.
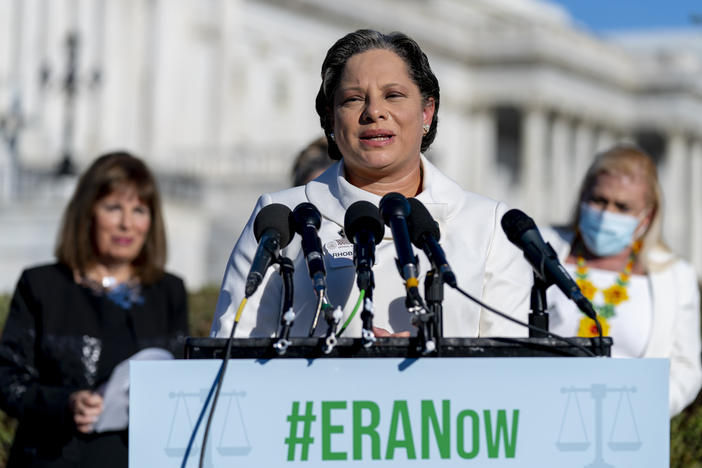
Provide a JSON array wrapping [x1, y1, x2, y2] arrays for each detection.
[[207, 0, 226, 152], [573, 119, 596, 199], [84, 0, 107, 162], [434, 106, 469, 188], [2, 0, 24, 201], [521, 105, 548, 222], [136, 0, 158, 158], [0, 146, 9, 205], [662, 132, 688, 256], [550, 114, 572, 224], [594, 127, 616, 154], [467, 107, 496, 198], [690, 140, 702, 272]]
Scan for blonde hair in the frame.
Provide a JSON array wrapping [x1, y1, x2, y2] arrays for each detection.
[[571, 143, 672, 272]]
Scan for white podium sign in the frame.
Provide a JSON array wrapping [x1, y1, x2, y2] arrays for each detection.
[[130, 357, 668, 467]]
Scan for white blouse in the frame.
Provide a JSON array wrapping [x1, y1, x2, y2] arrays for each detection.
[[547, 263, 653, 358], [211, 156, 532, 339]]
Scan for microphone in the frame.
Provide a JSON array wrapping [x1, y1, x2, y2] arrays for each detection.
[[245, 203, 295, 297], [344, 201, 384, 283], [380, 193, 437, 354], [500, 209, 597, 320], [379, 192, 419, 288], [344, 201, 384, 344], [406, 198, 457, 288], [292, 202, 327, 294]]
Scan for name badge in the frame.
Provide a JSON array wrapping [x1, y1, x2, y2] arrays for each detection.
[[324, 238, 354, 268]]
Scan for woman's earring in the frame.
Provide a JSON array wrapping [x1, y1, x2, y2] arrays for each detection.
[[330, 132, 335, 142], [422, 124, 430, 135]]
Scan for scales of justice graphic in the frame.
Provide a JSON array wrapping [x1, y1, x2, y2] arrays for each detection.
[[164, 388, 252, 466], [556, 383, 641, 468]]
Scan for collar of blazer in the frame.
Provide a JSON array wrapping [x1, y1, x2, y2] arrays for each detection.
[[304, 155, 461, 239]]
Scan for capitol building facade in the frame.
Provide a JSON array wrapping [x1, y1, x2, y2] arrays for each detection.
[[1, 0, 701, 292]]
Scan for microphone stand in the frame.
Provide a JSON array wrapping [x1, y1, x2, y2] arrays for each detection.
[[406, 287, 436, 355], [322, 304, 343, 354], [529, 273, 549, 338], [424, 269, 443, 355], [357, 268, 377, 347], [273, 257, 295, 354]]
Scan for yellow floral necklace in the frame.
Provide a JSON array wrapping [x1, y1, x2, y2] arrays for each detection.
[[574, 240, 641, 337]]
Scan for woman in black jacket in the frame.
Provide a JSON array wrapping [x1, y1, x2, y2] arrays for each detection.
[[0, 152, 189, 467]]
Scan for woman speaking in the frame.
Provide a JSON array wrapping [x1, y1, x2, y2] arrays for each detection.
[[211, 30, 531, 339]]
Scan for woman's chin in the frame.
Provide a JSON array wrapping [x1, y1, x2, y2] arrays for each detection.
[[98, 252, 140, 268], [346, 156, 406, 176]]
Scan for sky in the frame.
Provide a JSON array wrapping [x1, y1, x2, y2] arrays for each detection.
[[548, 0, 702, 33]]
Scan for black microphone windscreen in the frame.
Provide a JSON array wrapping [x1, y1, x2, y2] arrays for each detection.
[[501, 209, 536, 245], [407, 198, 440, 245], [253, 203, 294, 247], [379, 192, 410, 226], [344, 201, 384, 244], [292, 202, 322, 233]]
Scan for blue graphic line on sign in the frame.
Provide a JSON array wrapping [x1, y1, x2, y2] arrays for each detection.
[[398, 358, 418, 371]]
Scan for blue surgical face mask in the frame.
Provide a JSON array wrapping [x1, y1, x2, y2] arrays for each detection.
[[578, 203, 642, 257]]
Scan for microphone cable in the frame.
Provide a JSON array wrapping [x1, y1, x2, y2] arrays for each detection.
[[590, 316, 605, 356], [337, 289, 365, 337], [308, 293, 326, 336], [179, 297, 248, 468], [199, 297, 247, 467], [450, 284, 600, 357], [336, 282, 598, 357], [396, 197, 603, 357], [500, 208, 604, 352], [307, 291, 335, 338]]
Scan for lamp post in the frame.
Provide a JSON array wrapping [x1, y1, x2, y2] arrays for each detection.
[[0, 93, 24, 201], [0, 0, 26, 201], [55, 31, 79, 176]]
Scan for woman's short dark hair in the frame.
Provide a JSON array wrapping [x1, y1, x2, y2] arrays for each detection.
[[315, 29, 441, 160], [291, 136, 333, 186], [55, 151, 167, 284]]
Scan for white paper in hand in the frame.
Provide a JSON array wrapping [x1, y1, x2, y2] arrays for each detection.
[[93, 347, 174, 433]]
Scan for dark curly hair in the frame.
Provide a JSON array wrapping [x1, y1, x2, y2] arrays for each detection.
[[315, 29, 440, 160]]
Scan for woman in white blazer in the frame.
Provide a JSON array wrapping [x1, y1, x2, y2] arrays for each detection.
[[542, 144, 702, 416], [211, 29, 531, 340]]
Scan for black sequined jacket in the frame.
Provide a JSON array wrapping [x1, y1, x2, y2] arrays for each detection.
[[0, 263, 189, 467]]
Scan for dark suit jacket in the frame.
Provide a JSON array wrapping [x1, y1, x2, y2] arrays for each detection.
[[0, 263, 189, 467]]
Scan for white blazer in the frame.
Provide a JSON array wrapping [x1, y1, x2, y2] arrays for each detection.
[[543, 227, 702, 416], [211, 156, 532, 339]]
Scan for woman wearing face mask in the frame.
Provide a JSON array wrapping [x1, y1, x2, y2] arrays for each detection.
[[543, 143, 702, 416]]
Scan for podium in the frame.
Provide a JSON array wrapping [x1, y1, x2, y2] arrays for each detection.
[[184, 336, 612, 359], [129, 337, 669, 467]]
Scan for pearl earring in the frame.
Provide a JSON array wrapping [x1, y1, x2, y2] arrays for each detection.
[[330, 132, 335, 142], [422, 124, 430, 135]]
